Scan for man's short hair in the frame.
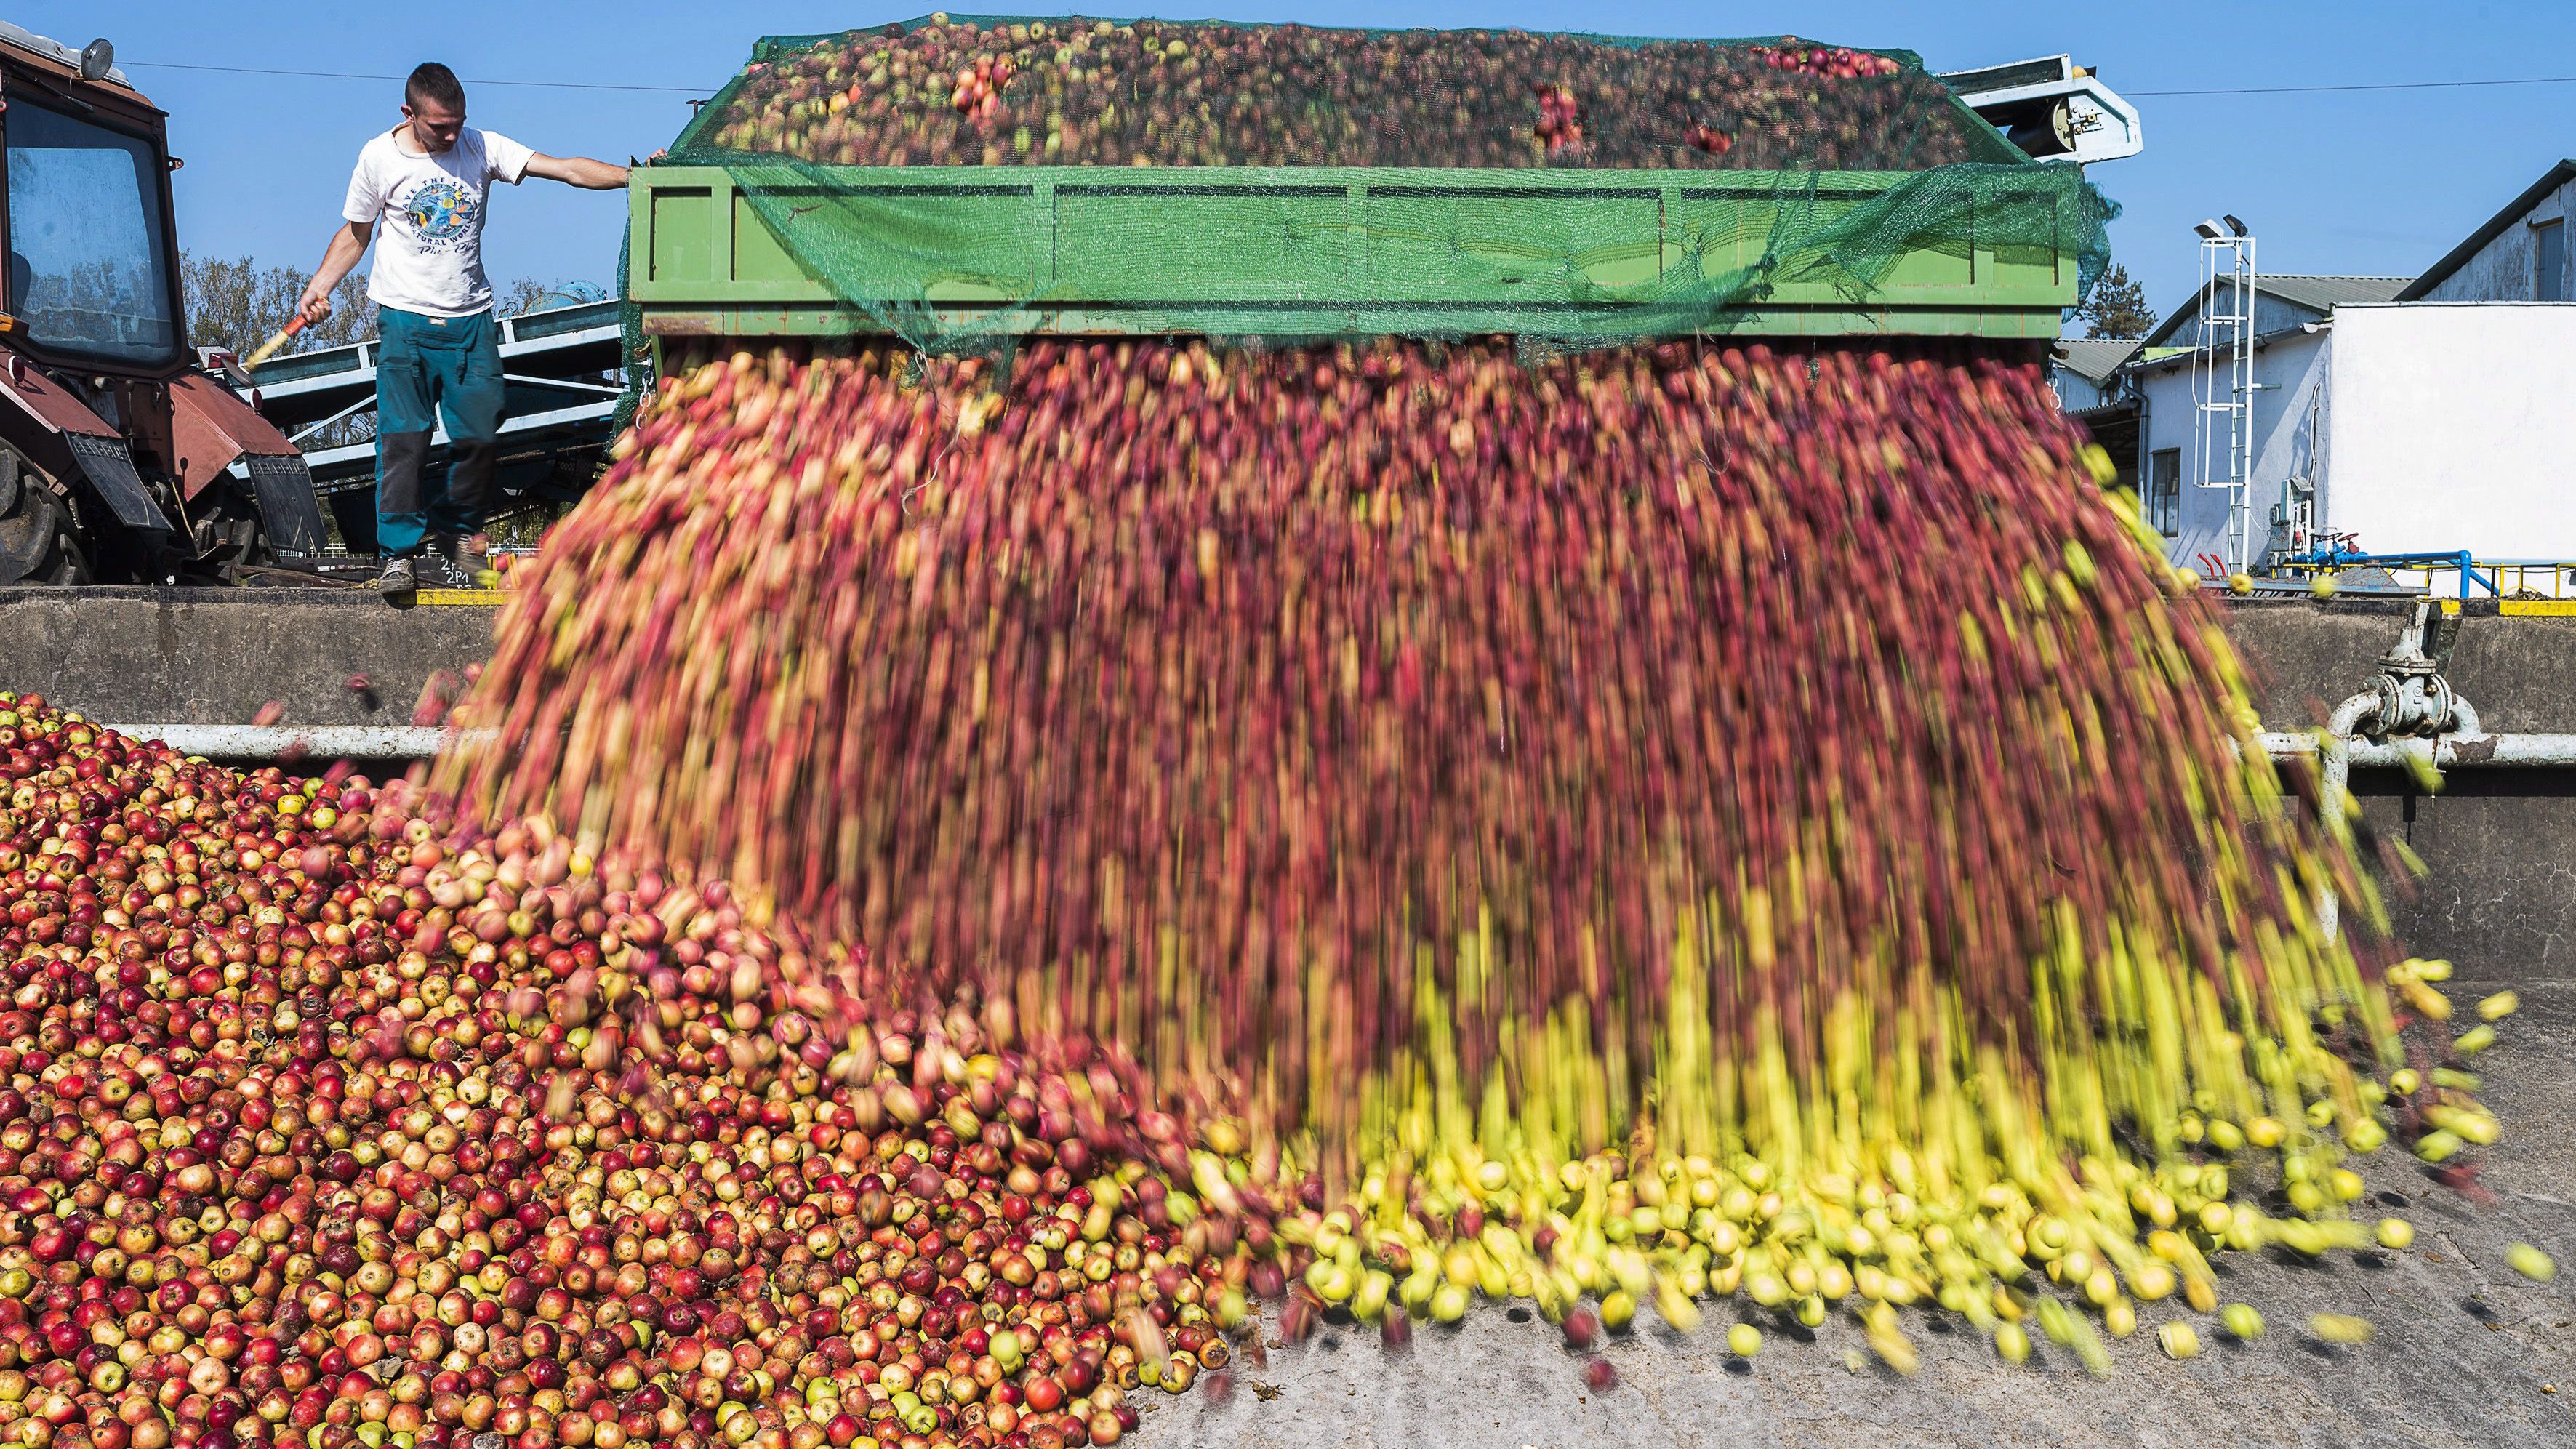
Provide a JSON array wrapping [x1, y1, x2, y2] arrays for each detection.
[[406, 63, 466, 114]]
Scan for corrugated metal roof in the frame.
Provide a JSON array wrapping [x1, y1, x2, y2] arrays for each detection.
[[2396, 160, 2576, 300], [2141, 275, 2413, 347], [2257, 275, 2416, 310], [2053, 337, 2142, 384], [2122, 334, 2312, 377]]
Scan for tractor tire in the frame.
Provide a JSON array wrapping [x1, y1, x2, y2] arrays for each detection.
[[0, 458, 92, 586], [180, 485, 276, 585]]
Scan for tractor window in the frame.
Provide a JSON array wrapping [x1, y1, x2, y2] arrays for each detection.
[[4, 96, 180, 366]]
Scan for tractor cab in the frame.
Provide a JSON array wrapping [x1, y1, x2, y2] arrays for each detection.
[[1, 37, 186, 373], [0, 24, 323, 585]]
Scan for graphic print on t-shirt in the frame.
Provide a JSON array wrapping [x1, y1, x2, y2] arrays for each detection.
[[401, 178, 478, 246]]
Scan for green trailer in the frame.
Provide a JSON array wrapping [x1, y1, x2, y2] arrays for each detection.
[[624, 17, 2110, 359]]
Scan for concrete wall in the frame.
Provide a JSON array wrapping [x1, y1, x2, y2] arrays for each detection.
[[0, 587, 497, 728], [2324, 302, 2576, 557], [2223, 602, 2576, 734], [2220, 600, 2576, 974], [0, 587, 2569, 976], [2416, 172, 2574, 302]]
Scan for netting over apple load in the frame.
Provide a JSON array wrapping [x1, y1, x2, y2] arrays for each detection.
[[643, 15, 2116, 355]]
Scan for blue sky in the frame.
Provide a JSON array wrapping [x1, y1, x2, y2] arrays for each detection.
[[31, 1, 2576, 326]]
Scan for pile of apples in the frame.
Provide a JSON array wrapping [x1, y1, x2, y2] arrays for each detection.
[[696, 16, 1965, 171]]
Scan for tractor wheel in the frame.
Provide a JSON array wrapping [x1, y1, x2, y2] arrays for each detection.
[[0, 452, 92, 585], [180, 485, 276, 585]]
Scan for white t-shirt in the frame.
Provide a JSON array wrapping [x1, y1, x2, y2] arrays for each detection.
[[342, 125, 534, 318]]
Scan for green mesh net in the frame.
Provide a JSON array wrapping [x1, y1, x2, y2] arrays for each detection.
[[628, 15, 2115, 364]]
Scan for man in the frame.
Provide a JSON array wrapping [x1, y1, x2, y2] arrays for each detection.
[[297, 63, 630, 595]]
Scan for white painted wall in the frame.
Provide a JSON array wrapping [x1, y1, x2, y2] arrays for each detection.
[[2416, 175, 2575, 302], [2247, 290, 2320, 337], [2132, 326, 2330, 570], [2324, 302, 2576, 557], [2050, 366, 2116, 412]]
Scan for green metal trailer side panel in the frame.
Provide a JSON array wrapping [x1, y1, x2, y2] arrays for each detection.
[[628, 165, 2079, 342]]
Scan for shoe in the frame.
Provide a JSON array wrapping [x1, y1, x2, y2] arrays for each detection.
[[412, 550, 480, 590], [374, 556, 417, 596]]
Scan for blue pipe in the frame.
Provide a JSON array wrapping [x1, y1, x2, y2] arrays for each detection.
[[2279, 547, 2495, 601]]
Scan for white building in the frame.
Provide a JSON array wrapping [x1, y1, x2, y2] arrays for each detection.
[[2319, 302, 2576, 563], [2050, 338, 2141, 414], [2122, 276, 2408, 571], [2048, 337, 2143, 494], [2087, 158, 2576, 574], [2397, 158, 2572, 304]]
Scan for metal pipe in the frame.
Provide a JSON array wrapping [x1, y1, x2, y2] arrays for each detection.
[[122, 715, 2576, 770], [2258, 729, 2576, 771], [123, 715, 2576, 771], [100, 725, 489, 760], [2306, 693, 2380, 944], [2277, 547, 2497, 601], [2262, 710, 2576, 944]]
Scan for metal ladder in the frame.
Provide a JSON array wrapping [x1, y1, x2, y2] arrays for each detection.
[[2190, 230, 2258, 576]]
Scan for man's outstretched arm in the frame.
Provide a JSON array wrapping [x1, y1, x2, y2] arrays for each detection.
[[523, 153, 630, 190]]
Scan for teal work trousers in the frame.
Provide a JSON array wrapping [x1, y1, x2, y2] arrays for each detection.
[[374, 307, 506, 557]]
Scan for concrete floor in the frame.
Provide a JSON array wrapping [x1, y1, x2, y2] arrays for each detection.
[[1142, 956, 2576, 1448]]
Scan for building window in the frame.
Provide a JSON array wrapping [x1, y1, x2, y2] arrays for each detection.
[[2147, 448, 2181, 537], [2539, 218, 2567, 302]]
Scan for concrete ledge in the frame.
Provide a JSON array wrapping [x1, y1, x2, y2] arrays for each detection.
[[0, 586, 497, 728], [23, 590, 2561, 736], [2220, 598, 2576, 734]]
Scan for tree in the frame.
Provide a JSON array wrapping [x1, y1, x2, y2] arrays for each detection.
[[180, 253, 376, 358], [2077, 262, 2156, 340], [499, 276, 569, 317], [180, 254, 381, 450], [182, 260, 558, 454], [183, 257, 574, 347]]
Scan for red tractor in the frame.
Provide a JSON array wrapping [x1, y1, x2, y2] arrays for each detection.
[[0, 24, 324, 585]]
